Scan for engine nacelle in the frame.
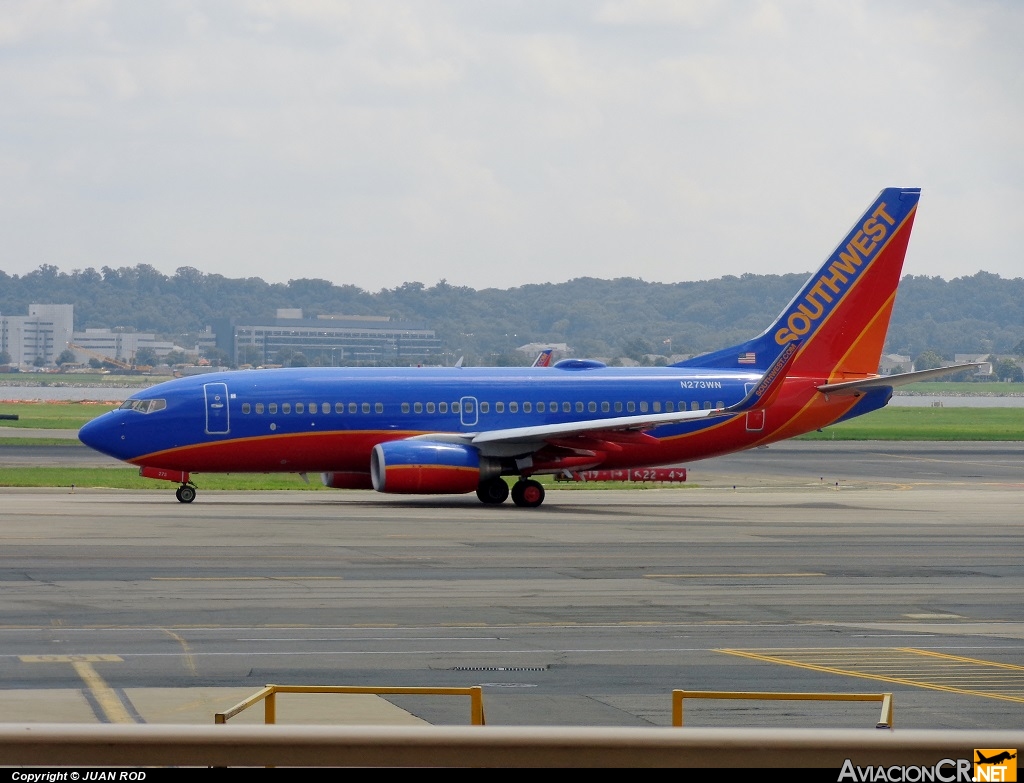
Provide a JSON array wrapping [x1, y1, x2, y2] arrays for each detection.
[[320, 471, 374, 490], [370, 440, 500, 495]]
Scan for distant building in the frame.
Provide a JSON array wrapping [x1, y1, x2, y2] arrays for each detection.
[[69, 328, 181, 366], [0, 304, 73, 368], [955, 354, 994, 376], [879, 354, 912, 374], [225, 309, 443, 366], [517, 343, 570, 362]]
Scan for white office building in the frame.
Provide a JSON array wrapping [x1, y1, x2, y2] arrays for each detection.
[[0, 304, 74, 368]]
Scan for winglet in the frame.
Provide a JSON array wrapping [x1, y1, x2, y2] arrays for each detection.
[[727, 340, 801, 413]]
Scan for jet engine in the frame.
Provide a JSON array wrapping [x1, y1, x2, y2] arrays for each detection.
[[370, 441, 501, 494]]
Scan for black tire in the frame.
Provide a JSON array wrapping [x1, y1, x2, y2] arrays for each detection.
[[176, 485, 196, 504], [510, 479, 545, 508], [476, 478, 510, 504]]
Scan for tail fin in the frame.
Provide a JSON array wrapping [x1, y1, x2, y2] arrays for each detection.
[[532, 349, 554, 367], [675, 187, 920, 382]]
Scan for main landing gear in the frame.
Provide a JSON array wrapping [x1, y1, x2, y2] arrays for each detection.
[[476, 477, 546, 507], [175, 483, 197, 503], [476, 477, 510, 505], [511, 478, 545, 508]]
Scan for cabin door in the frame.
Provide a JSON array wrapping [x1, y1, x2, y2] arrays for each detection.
[[460, 396, 478, 427], [204, 382, 230, 434]]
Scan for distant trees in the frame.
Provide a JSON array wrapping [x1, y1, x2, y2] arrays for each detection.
[[0, 263, 1021, 366], [134, 347, 158, 366], [914, 350, 947, 371], [995, 358, 1024, 383]]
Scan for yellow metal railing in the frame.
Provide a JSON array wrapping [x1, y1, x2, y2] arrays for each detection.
[[215, 684, 486, 726], [672, 690, 893, 729]]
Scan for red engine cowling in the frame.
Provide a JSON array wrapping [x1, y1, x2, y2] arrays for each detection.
[[320, 471, 374, 490], [370, 441, 500, 494]]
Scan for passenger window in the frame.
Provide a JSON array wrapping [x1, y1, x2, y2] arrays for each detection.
[[627, 402, 636, 412], [653, 402, 661, 412], [522, 402, 530, 413], [575, 402, 584, 413], [495, 402, 504, 413], [439, 402, 448, 413], [588, 402, 597, 413], [322, 403, 330, 414], [509, 402, 518, 413], [349, 402, 357, 414], [242, 403, 251, 414], [549, 401, 557, 411], [335, 402, 344, 414], [296, 403, 305, 413], [704, 401, 712, 410], [452, 402, 460, 413], [601, 402, 609, 413], [640, 401, 648, 412], [283, 403, 291, 414], [480, 402, 489, 413], [256, 403, 265, 414], [414, 402, 423, 413], [536, 402, 545, 413], [375, 402, 383, 413], [307, 402, 315, 414], [666, 402, 674, 412], [426, 402, 435, 413], [691, 402, 700, 411], [717, 400, 725, 409], [362, 403, 370, 413], [614, 402, 622, 413], [269, 403, 278, 414], [562, 402, 571, 413], [402, 403, 410, 413]]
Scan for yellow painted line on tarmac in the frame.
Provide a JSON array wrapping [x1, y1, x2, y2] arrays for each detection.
[[162, 628, 198, 677], [718, 648, 1024, 704], [20, 654, 133, 723]]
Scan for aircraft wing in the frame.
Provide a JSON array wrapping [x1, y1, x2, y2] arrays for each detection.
[[817, 363, 980, 396], [413, 341, 800, 450]]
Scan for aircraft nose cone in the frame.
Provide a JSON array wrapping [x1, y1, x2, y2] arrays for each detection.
[[78, 413, 124, 458]]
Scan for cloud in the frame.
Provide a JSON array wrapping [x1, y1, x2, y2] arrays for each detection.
[[0, 1, 1021, 291]]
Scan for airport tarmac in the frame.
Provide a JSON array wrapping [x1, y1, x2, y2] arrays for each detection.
[[0, 441, 1021, 731]]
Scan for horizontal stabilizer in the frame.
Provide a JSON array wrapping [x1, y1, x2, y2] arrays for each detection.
[[817, 363, 981, 396]]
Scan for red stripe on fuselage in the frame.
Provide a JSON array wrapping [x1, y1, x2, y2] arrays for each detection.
[[127, 430, 416, 473]]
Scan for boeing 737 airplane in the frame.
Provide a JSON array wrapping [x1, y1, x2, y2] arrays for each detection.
[[79, 187, 973, 507]]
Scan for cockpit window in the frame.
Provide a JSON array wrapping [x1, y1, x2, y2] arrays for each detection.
[[119, 398, 167, 414]]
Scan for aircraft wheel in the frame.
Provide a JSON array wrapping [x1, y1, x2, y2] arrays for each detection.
[[176, 485, 196, 504], [511, 479, 545, 508], [476, 478, 510, 505]]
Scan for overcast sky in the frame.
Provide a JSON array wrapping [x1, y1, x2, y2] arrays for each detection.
[[1, 1, 1021, 292]]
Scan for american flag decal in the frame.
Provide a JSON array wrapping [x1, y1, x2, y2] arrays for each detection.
[[738, 352, 756, 364]]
